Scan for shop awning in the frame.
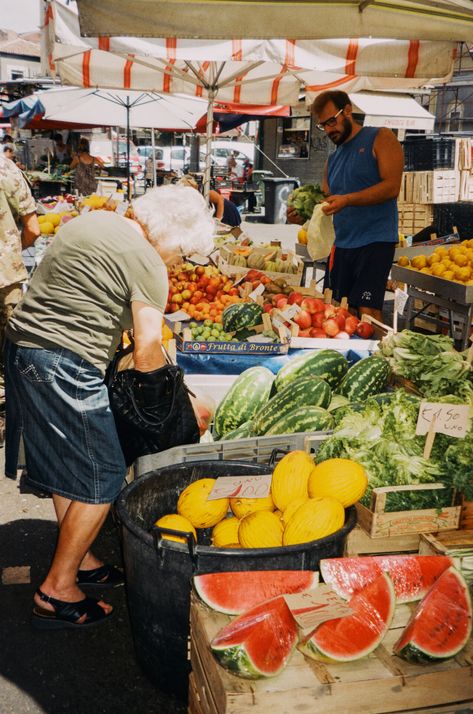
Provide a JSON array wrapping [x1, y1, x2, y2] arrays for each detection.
[[75, 0, 473, 42], [349, 92, 436, 131]]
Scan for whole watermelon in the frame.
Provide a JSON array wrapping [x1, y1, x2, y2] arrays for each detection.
[[222, 303, 263, 333], [214, 366, 274, 438]]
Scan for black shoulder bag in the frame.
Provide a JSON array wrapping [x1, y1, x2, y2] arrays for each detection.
[[107, 342, 200, 466]]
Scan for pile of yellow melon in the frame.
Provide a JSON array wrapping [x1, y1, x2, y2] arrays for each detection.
[[38, 211, 79, 235], [154, 451, 368, 549], [398, 240, 473, 284]]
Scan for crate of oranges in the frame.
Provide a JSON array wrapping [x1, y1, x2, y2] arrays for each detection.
[[393, 240, 473, 303]]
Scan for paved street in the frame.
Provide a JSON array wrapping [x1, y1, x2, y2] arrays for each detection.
[[0, 447, 186, 714]]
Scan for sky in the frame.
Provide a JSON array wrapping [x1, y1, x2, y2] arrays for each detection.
[[4, 0, 41, 33]]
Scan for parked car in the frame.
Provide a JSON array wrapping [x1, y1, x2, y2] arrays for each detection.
[[89, 137, 142, 175], [140, 145, 190, 173]]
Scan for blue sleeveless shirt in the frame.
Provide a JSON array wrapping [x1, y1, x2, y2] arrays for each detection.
[[327, 127, 398, 249]]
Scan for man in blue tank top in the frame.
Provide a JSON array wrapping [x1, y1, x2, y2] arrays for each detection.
[[296, 90, 404, 322]]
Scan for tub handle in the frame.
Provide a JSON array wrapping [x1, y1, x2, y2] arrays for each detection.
[[268, 448, 290, 467], [152, 525, 197, 560]]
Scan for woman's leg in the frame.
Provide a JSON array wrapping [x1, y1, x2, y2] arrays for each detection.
[[35, 499, 113, 619], [52, 494, 104, 571]]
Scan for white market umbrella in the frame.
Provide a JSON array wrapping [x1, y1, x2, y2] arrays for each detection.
[[74, 0, 473, 42], [42, 0, 456, 196]]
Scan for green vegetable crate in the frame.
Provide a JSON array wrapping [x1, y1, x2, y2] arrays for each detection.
[[189, 592, 473, 714], [356, 483, 462, 539]]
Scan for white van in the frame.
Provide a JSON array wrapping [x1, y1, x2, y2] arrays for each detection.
[[206, 140, 255, 166]]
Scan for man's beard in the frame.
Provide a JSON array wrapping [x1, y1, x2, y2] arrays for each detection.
[[327, 117, 352, 146]]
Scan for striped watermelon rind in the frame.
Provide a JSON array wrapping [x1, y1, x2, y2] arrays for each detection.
[[220, 420, 255, 441], [214, 366, 274, 438], [222, 303, 263, 332], [336, 356, 391, 401], [253, 376, 332, 436], [274, 349, 349, 392], [265, 406, 333, 436], [393, 566, 472, 664]]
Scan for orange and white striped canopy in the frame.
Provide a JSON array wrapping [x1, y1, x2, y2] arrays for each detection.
[[42, 0, 455, 106]]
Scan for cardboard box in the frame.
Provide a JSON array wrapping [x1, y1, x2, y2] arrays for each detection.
[[218, 245, 304, 287]]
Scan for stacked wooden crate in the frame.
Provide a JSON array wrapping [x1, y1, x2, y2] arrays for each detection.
[[397, 202, 434, 235]]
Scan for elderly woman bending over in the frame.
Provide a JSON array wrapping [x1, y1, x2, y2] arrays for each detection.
[[4, 185, 215, 630]]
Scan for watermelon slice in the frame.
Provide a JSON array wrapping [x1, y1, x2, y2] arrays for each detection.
[[320, 555, 453, 603], [194, 570, 318, 615], [300, 573, 395, 662], [393, 566, 472, 664], [210, 596, 298, 679]]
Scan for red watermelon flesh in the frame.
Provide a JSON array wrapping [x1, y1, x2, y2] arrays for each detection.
[[393, 566, 472, 664], [194, 570, 318, 615], [320, 555, 453, 603], [301, 573, 395, 663], [210, 596, 298, 678]]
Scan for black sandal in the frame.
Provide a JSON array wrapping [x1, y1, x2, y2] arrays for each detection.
[[76, 564, 125, 588], [32, 588, 113, 630]]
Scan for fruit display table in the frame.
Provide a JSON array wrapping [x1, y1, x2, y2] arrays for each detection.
[[391, 264, 473, 349], [189, 592, 473, 714]]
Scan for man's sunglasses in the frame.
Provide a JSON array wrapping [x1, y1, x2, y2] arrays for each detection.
[[316, 108, 344, 131]]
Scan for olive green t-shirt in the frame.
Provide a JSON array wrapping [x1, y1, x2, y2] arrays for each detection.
[[7, 210, 168, 374]]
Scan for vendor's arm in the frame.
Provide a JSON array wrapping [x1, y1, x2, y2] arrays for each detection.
[[94, 156, 105, 169], [322, 129, 404, 215], [131, 301, 167, 372], [69, 155, 79, 170], [209, 189, 225, 221], [21, 212, 40, 249]]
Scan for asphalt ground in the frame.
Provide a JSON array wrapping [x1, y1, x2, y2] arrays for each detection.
[[0, 447, 186, 714]]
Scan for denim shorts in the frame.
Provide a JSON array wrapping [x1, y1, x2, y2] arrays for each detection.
[[4, 340, 126, 504]]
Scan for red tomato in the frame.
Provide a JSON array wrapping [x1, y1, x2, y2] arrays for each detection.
[[323, 318, 339, 337], [263, 303, 273, 314], [288, 291, 304, 305], [309, 327, 327, 338], [275, 296, 289, 310], [271, 293, 287, 305], [311, 312, 325, 328], [324, 304, 337, 319], [356, 322, 375, 339], [336, 307, 349, 320], [301, 297, 324, 314], [334, 314, 346, 330], [344, 315, 359, 335], [294, 310, 312, 330], [298, 328, 312, 337]]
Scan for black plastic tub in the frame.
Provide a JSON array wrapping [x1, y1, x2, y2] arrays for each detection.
[[116, 460, 357, 698]]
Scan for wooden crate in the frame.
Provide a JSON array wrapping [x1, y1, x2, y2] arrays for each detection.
[[419, 530, 473, 587], [345, 525, 420, 556], [355, 484, 462, 539], [189, 593, 473, 714], [398, 203, 434, 235], [461, 499, 473, 530], [399, 171, 459, 204]]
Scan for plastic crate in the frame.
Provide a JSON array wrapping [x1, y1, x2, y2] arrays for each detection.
[[434, 202, 473, 239], [403, 136, 455, 171], [135, 431, 330, 477]]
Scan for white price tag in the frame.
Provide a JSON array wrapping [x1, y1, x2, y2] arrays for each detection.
[[284, 585, 353, 631], [416, 402, 471, 438], [208, 474, 272, 500], [248, 283, 265, 301], [165, 310, 191, 322], [116, 202, 128, 215], [280, 303, 300, 320], [188, 254, 210, 266], [394, 288, 409, 316]]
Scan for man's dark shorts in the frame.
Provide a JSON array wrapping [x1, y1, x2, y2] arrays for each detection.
[[324, 241, 395, 310]]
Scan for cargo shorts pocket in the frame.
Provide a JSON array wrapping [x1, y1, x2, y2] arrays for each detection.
[[14, 346, 62, 384]]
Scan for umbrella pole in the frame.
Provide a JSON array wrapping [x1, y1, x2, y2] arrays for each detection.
[[126, 97, 131, 201], [151, 127, 157, 187], [203, 89, 215, 202]]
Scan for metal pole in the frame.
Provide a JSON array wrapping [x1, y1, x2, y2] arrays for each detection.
[[126, 96, 131, 200], [203, 89, 215, 201], [151, 127, 157, 187]]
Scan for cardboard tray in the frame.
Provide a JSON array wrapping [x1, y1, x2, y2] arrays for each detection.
[[391, 264, 473, 304]]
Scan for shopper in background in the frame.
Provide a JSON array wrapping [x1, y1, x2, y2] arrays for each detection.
[[1, 134, 14, 145], [179, 175, 241, 227], [4, 185, 214, 630], [3, 143, 26, 170], [0, 151, 40, 444], [52, 133, 71, 166], [288, 90, 403, 322], [70, 137, 104, 195]]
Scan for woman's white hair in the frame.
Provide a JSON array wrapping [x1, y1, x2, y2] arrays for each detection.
[[132, 185, 215, 256]]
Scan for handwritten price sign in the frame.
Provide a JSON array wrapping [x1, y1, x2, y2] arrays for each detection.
[[416, 402, 471, 439], [208, 474, 272, 501], [284, 585, 353, 630]]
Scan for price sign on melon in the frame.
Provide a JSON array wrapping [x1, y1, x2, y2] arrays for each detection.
[[208, 475, 272, 500], [284, 585, 353, 630]]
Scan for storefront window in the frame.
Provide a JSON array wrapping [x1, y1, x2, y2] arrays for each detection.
[[277, 116, 310, 159]]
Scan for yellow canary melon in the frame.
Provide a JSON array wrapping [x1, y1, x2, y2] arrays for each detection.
[[177, 478, 229, 528], [37, 214, 47, 223], [230, 494, 274, 519], [397, 256, 410, 267], [47, 213, 60, 226], [283, 497, 345, 546], [282, 496, 309, 526], [154, 514, 196, 544], [271, 450, 313, 511], [308, 458, 368, 507], [39, 221, 54, 235], [297, 227, 308, 245], [212, 516, 241, 547], [238, 510, 284, 548]]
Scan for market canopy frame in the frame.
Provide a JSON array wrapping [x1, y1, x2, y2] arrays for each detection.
[[75, 0, 473, 42]]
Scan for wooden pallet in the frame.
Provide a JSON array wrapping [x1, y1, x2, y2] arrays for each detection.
[[345, 525, 420, 556], [189, 593, 473, 714]]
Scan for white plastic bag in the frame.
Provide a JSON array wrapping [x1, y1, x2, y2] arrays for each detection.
[[306, 202, 335, 261]]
